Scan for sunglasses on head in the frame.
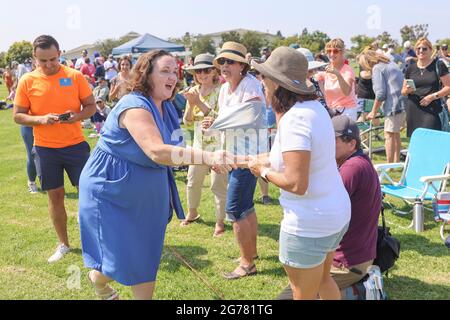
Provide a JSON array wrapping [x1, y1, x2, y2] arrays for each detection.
[[194, 68, 213, 75], [217, 58, 236, 66], [416, 47, 429, 52], [326, 49, 341, 55]]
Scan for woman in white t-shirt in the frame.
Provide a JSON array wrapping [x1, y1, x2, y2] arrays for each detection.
[[249, 47, 351, 300], [205, 42, 266, 280]]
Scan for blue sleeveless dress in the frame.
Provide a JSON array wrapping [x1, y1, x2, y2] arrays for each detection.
[[79, 92, 185, 286]]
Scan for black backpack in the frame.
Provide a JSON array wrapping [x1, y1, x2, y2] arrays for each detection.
[[374, 206, 401, 274]]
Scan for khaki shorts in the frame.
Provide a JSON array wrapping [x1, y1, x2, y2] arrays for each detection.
[[384, 111, 406, 133], [331, 260, 374, 293]]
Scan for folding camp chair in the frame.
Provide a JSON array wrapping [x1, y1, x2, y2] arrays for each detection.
[[375, 128, 450, 234], [357, 100, 385, 159]]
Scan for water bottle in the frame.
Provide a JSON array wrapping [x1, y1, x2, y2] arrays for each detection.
[[413, 199, 424, 233]]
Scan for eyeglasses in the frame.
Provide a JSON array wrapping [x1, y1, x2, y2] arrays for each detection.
[[194, 68, 213, 75], [217, 58, 236, 66], [416, 47, 429, 52], [326, 49, 341, 55]]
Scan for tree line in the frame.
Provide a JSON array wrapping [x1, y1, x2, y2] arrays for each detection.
[[1, 24, 449, 69]]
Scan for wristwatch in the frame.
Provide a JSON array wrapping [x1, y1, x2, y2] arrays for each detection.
[[434, 93, 440, 100], [261, 168, 271, 183]]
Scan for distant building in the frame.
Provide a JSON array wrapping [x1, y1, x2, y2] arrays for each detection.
[[194, 28, 279, 50], [61, 44, 102, 62], [61, 32, 141, 61]]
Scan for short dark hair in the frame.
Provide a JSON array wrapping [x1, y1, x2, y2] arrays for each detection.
[[33, 35, 60, 52], [339, 135, 361, 151], [272, 86, 318, 114]]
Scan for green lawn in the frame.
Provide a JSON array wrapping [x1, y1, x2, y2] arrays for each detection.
[[0, 83, 449, 300]]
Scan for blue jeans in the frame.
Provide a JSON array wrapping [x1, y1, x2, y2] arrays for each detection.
[[20, 126, 37, 182], [225, 168, 257, 222]]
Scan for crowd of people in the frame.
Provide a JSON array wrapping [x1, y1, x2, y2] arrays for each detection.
[[7, 32, 450, 300]]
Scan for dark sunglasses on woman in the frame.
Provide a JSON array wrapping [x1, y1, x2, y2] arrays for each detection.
[[416, 47, 429, 52], [195, 68, 213, 75], [326, 49, 341, 55], [217, 58, 236, 66]]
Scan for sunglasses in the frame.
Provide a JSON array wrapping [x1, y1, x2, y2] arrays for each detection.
[[416, 47, 429, 52], [194, 68, 213, 75], [96, 101, 104, 104], [217, 58, 236, 66], [326, 49, 341, 55]]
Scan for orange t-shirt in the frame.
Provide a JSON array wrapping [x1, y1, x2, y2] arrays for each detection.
[[15, 65, 93, 148]]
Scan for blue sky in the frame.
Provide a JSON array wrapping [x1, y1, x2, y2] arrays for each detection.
[[1, 0, 449, 52]]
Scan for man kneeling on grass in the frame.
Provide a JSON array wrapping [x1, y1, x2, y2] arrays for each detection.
[[278, 115, 381, 299]]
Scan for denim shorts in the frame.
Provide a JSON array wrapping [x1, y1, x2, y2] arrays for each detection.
[[225, 168, 257, 222], [34, 141, 91, 191], [279, 224, 349, 269]]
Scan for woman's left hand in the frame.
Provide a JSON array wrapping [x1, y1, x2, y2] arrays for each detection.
[[420, 94, 435, 107]]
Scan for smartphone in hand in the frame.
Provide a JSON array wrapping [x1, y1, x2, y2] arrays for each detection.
[[58, 112, 72, 122], [406, 79, 416, 91]]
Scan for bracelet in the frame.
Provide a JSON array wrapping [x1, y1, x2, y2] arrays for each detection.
[[261, 167, 271, 183]]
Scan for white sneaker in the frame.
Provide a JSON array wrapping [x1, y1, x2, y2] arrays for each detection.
[[47, 244, 71, 263], [28, 181, 38, 194]]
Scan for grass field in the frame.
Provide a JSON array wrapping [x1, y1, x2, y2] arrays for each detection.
[[0, 83, 449, 300]]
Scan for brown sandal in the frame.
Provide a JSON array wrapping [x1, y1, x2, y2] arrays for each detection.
[[223, 264, 257, 280], [213, 223, 226, 237], [180, 215, 201, 227]]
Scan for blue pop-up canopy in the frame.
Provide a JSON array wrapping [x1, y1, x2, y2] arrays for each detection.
[[112, 33, 185, 56]]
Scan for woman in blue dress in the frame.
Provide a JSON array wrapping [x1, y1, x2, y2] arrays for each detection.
[[79, 50, 234, 300]]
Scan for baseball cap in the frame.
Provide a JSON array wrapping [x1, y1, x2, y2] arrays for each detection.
[[442, 44, 448, 50], [332, 115, 360, 141]]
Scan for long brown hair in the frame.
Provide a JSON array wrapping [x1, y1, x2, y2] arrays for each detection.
[[272, 86, 318, 114], [129, 50, 178, 100]]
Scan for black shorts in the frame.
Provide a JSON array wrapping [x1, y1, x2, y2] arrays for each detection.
[[34, 141, 91, 191]]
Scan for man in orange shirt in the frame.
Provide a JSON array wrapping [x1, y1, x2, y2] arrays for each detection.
[[13, 35, 96, 263]]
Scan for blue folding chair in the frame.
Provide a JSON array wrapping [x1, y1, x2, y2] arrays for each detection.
[[375, 129, 450, 233]]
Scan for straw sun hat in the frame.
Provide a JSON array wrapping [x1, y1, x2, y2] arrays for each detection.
[[184, 53, 216, 75], [213, 42, 249, 69], [251, 46, 315, 95]]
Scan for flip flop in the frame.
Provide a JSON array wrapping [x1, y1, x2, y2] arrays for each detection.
[[180, 215, 201, 227], [213, 223, 226, 237], [213, 228, 225, 237], [223, 264, 257, 280]]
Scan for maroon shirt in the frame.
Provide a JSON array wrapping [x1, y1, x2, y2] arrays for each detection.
[[333, 151, 381, 268]]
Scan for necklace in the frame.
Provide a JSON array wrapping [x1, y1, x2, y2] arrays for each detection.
[[417, 60, 432, 76]]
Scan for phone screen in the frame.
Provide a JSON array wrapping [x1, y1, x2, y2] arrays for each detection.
[[406, 79, 416, 91], [58, 113, 72, 121]]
